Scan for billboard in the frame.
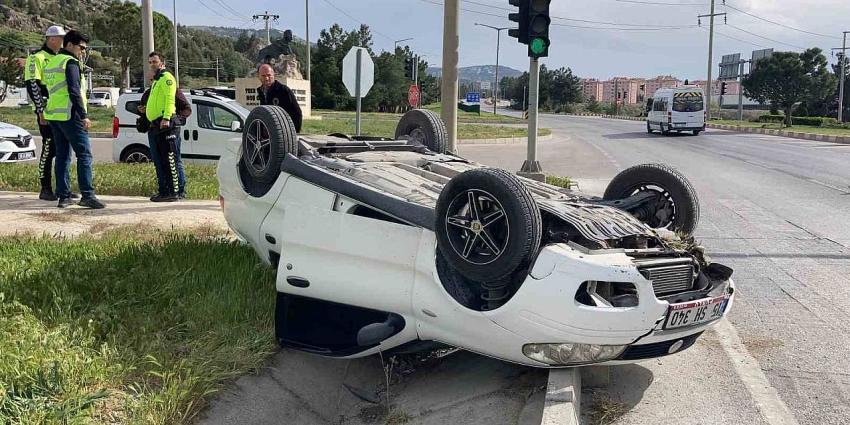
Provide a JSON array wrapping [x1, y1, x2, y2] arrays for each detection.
[[719, 53, 741, 80], [751, 49, 774, 71]]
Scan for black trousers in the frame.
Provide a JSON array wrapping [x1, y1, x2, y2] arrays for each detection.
[[155, 127, 181, 195], [36, 121, 55, 190]]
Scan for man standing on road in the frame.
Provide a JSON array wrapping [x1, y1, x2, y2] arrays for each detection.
[[140, 53, 186, 202], [43, 30, 105, 209], [24, 25, 76, 201], [143, 52, 182, 202], [257, 64, 302, 132]]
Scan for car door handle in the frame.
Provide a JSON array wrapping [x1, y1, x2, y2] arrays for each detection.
[[192, 130, 198, 141], [286, 277, 310, 288], [183, 130, 189, 140], [265, 234, 276, 244]]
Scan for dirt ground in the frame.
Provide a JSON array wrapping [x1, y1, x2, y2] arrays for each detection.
[[0, 191, 228, 237]]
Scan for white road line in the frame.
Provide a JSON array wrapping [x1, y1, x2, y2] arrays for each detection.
[[715, 319, 800, 425]]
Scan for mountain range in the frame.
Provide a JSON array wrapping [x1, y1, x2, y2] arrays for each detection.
[[426, 65, 524, 83]]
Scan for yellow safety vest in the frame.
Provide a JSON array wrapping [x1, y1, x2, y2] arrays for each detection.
[[43, 53, 87, 122], [24, 48, 54, 111]]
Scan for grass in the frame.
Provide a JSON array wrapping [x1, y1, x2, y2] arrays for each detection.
[[0, 227, 277, 424], [545, 175, 572, 189], [304, 116, 550, 140], [315, 104, 524, 125], [0, 163, 219, 200], [712, 119, 850, 137], [585, 392, 628, 425], [0, 107, 115, 133]]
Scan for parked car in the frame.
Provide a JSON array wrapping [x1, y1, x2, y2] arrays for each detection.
[[0, 122, 36, 162], [216, 107, 736, 368], [646, 86, 706, 136], [88, 87, 120, 108], [113, 90, 249, 163]]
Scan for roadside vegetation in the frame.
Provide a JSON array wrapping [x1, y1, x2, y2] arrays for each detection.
[[0, 107, 114, 133], [712, 119, 850, 137], [0, 227, 277, 424], [304, 114, 549, 140], [0, 163, 219, 200]]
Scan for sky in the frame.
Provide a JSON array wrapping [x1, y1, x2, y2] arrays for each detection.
[[136, 0, 850, 81]]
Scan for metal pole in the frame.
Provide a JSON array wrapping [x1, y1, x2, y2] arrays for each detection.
[[265, 11, 271, 45], [306, 0, 310, 80], [414, 55, 419, 108], [494, 30, 500, 115], [519, 58, 543, 180], [840, 32, 848, 122], [215, 58, 220, 84], [441, 0, 460, 153], [614, 78, 619, 115], [355, 48, 362, 136], [141, 0, 154, 89], [706, 0, 716, 120], [737, 60, 745, 121], [173, 0, 179, 86]]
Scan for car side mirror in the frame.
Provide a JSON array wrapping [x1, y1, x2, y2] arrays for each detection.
[[231, 121, 242, 132]]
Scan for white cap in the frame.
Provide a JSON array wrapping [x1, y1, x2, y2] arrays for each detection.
[[45, 25, 67, 37]]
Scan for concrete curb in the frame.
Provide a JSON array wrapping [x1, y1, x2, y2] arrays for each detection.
[[541, 369, 581, 425], [460, 134, 554, 145], [706, 123, 850, 144], [570, 113, 645, 122]]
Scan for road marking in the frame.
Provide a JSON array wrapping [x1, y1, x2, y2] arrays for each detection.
[[715, 319, 800, 425]]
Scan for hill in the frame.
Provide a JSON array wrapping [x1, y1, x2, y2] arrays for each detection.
[[426, 65, 524, 83], [190, 25, 310, 45]]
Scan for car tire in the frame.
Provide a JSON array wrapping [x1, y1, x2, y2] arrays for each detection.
[[435, 168, 542, 282], [647, 122, 654, 134], [661, 124, 671, 136], [395, 109, 448, 154], [121, 145, 151, 163], [603, 163, 700, 237], [692, 130, 702, 136], [241, 105, 298, 185]]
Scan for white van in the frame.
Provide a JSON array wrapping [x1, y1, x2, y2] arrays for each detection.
[[112, 90, 249, 163], [646, 86, 706, 136], [89, 87, 120, 108]]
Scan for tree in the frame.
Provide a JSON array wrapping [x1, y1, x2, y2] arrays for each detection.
[[743, 48, 834, 126]]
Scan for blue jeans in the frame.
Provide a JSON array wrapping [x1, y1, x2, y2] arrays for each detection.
[[51, 120, 94, 199], [148, 130, 186, 195]]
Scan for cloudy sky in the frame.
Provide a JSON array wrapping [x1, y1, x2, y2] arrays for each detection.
[[139, 0, 850, 80]]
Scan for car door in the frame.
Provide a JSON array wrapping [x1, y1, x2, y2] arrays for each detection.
[[185, 99, 243, 161]]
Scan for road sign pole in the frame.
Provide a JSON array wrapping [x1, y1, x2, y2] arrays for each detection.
[[519, 57, 543, 181], [355, 48, 362, 136], [737, 60, 746, 121], [841, 32, 848, 123]]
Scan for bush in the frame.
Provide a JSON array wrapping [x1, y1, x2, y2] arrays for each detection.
[[758, 114, 786, 123], [758, 115, 839, 127]]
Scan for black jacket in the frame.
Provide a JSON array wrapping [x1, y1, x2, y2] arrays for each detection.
[[257, 80, 303, 132]]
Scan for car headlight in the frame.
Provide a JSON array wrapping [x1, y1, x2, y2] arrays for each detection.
[[522, 343, 627, 366]]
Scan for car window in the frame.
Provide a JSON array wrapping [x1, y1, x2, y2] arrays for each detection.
[[673, 93, 704, 112], [195, 101, 241, 132], [125, 100, 142, 116]]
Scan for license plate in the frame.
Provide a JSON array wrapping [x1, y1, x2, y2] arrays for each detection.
[[17, 151, 35, 160], [664, 295, 729, 330], [673, 123, 686, 127]]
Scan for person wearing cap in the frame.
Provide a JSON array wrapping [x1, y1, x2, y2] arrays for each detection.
[[24, 25, 75, 201], [43, 30, 105, 209]]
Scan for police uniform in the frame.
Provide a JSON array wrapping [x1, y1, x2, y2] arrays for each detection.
[[24, 45, 57, 196], [145, 68, 182, 197]]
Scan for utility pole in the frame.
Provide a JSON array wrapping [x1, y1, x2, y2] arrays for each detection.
[[253, 11, 280, 45], [699, 2, 726, 120], [306, 0, 310, 80], [833, 31, 850, 122], [441, 0, 460, 153], [614, 78, 619, 115], [172, 0, 179, 86], [215, 58, 220, 85], [737, 59, 749, 121], [141, 0, 154, 89], [475, 24, 509, 115]]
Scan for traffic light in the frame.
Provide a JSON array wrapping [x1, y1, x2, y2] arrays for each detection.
[[720, 82, 728, 95], [404, 57, 414, 80], [508, 0, 529, 44], [527, 0, 551, 58]]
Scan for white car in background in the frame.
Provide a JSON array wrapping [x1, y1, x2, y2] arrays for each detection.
[[112, 90, 249, 163], [646, 86, 707, 136], [0, 122, 36, 162]]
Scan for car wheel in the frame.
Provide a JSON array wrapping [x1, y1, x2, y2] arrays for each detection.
[[122, 145, 151, 163], [603, 163, 700, 237], [647, 122, 654, 134], [436, 168, 542, 282], [395, 109, 448, 154], [692, 130, 702, 136], [241, 105, 298, 185], [661, 124, 671, 136]]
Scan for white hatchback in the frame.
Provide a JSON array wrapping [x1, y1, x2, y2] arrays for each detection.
[[0, 122, 37, 162], [112, 90, 250, 163]]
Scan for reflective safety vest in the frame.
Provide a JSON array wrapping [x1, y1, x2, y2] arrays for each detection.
[[43, 53, 87, 122], [24, 48, 54, 111]]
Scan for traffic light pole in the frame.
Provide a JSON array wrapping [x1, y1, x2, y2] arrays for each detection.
[[519, 57, 543, 181], [441, 0, 460, 153], [737, 60, 747, 121]]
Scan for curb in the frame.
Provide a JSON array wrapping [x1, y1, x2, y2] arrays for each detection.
[[459, 134, 554, 145], [569, 113, 645, 122], [706, 123, 850, 145], [541, 368, 582, 425]]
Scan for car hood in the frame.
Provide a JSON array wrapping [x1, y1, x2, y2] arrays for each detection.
[[0, 122, 29, 138]]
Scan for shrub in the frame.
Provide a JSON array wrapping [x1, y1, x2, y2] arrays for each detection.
[[757, 115, 839, 127], [758, 114, 785, 123]]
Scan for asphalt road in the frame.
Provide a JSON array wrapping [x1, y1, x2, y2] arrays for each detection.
[[460, 114, 850, 425]]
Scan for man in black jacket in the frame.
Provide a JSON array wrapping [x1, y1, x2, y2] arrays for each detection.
[[256, 64, 302, 132]]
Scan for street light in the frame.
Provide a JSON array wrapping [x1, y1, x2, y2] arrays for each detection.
[[475, 23, 509, 115], [394, 37, 413, 51]]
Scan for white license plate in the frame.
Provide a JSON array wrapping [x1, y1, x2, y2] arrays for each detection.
[[673, 123, 686, 127], [17, 151, 35, 160], [664, 295, 729, 330]]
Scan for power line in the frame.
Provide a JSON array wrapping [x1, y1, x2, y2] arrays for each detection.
[[196, 0, 247, 23], [320, 0, 396, 42], [725, 23, 805, 50], [209, 0, 251, 20], [723, 1, 840, 40], [703, 26, 766, 48], [615, 0, 707, 6]]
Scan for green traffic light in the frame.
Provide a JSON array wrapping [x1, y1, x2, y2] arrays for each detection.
[[530, 37, 547, 55]]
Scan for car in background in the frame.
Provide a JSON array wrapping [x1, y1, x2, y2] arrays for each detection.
[[112, 90, 249, 163], [88, 88, 120, 108], [200, 86, 236, 100], [646, 86, 706, 136], [0, 122, 36, 162]]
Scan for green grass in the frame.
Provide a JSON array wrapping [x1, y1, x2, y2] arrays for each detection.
[[0, 227, 277, 424], [712, 119, 850, 137], [422, 103, 525, 124], [545, 175, 572, 189], [0, 163, 219, 200], [316, 104, 524, 125], [304, 116, 549, 140], [0, 107, 115, 133]]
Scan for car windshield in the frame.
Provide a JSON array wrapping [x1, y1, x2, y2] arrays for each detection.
[[91, 93, 107, 99], [672, 93, 704, 112]]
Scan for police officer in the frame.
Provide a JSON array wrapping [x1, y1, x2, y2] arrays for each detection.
[[257, 64, 302, 132], [143, 51, 181, 202], [24, 25, 74, 201], [43, 30, 105, 209]]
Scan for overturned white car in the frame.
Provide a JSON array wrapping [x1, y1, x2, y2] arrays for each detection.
[[217, 106, 735, 367]]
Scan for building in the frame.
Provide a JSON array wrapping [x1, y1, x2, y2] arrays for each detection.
[[692, 80, 741, 96], [644, 75, 682, 99], [602, 77, 645, 104], [581, 78, 604, 102]]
